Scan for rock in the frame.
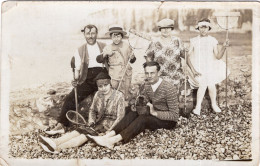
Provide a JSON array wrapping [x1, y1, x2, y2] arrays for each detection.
[[36, 97, 54, 112], [220, 148, 225, 153], [225, 156, 232, 160], [47, 89, 56, 95], [211, 155, 217, 160], [233, 154, 240, 160]]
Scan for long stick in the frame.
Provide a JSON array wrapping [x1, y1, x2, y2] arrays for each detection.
[[225, 16, 229, 110], [184, 48, 187, 112], [73, 70, 79, 128]]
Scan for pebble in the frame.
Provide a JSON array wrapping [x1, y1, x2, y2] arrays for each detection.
[[233, 154, 240, 160], [8, 70, 252, 159]]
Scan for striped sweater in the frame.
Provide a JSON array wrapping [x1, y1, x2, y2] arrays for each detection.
[[142, 80, 179, 122]]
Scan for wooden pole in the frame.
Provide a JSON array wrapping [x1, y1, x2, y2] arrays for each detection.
[[225, 16, 229, 110]]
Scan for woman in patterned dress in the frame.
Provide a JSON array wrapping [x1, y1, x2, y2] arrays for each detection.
[[38, 72, 125, 153], [146, 18, 196, 101]]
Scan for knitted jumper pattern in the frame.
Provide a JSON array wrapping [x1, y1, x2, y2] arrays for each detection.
[[143, 80, 179, 122]]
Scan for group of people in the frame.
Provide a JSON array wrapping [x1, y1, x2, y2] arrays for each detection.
[[39, 18, 229, 153]]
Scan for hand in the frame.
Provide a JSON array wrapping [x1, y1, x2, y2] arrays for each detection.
[[223, 39, 230, 47], [131, 105, 136, 112], [71, 80, 78, 87], [193, 70, 202, 77], [130, 53, 135, 60], [155, 41, 163, 50], [88, 122, 95, 127], [147, 102, 157, 117], [103, 48, 114, 57], [183, 47, 189, 52]]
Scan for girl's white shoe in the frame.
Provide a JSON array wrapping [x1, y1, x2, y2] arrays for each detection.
[[212, 104, 222, 113], [192, 107, 201, 116]]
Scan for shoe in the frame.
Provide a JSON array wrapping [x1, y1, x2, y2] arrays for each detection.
[[39, 135, 57, 152], [87, 134, 114, 149], [212, 104, 222, 113], [44, 123, 65, 135], [39, 143, 59, 154], [192, 107, 201, 116]]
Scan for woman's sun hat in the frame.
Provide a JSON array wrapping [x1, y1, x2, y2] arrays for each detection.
[[157, 18, 175, 30], [105, 24, 127, 36]]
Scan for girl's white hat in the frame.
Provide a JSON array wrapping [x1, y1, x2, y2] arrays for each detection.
[[195, 21, 212, 30]]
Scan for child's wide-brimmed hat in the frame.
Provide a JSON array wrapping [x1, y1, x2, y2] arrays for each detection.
[[105, 24, 127, 36], [195, 20, 212, 30], [157, 18, 175, 29]]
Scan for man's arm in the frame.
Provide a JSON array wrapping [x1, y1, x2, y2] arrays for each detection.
[[128, 46, 136, 64], [74, 50, 81, 80]]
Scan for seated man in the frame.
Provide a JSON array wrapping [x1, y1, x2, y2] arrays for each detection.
[[88, 61, 179, 149]]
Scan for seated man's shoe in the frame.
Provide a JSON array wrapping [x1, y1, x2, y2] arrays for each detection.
[[44, 123, 65, 135], [39, 135, 57, 152], [87, 134, 114, 149]]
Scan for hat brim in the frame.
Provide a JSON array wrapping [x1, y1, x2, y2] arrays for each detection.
[[105, 30, 127, 36], [195, 25, 212, 30], [158, 25, 174, 29]]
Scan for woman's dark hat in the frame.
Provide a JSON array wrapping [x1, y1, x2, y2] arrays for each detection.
[[94, 72, 111, 82]]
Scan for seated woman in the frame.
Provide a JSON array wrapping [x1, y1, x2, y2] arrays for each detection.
[[39, 72, 125, 153]]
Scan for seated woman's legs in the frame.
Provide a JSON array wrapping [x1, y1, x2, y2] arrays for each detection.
[[53, 130, 80, 146], [58, 134, 88, 149]]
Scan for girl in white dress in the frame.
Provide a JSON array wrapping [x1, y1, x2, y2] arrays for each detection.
[[187, 18, 229, 115]]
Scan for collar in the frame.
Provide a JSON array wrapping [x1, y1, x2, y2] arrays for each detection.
[[151, 78, 163, 92]]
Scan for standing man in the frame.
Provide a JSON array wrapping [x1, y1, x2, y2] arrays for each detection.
[[96, 25, 136, 101], [46, 24, 107, 135], [88, 61, 179, 149]]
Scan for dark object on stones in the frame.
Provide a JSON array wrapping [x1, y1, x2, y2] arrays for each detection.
[[47, 89, 56, 95], [76, 126, 98, 136], [136, 106, 150, 115], [135, 95, 150, 115]]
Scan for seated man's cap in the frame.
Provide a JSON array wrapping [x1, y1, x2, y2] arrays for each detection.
[[157, 18, 175, 29]]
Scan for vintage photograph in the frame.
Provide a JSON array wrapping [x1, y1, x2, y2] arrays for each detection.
[[0, 1, 259, 166]]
